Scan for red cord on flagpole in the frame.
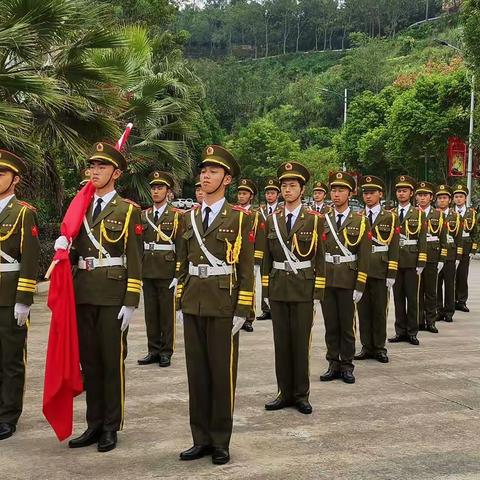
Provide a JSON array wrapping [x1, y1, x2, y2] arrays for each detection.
[[115, 123, 133, 152]]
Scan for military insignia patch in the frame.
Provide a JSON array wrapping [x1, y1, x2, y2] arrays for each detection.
[[366, 176, 372, 182], [206, 146, 214, 155], [285, 163, 293, 171], [96, 143, 104, 152], [336, 172, 343, 179], [400, 175, 405, 181], [31, 226, 38, 237], [135, 224, 142, 235], [154, 171, 160, 178]]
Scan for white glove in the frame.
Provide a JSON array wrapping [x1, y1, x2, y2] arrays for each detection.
[[386, 278, 395, 289], [14, 303, 30, 327], [254, 265, 260, 277], [455, 260, 460, 269], [54, 235, 70, 251], [416, 266, 424, 276], [169, 278, 178, 297], [118, 306, 135, 332], [263, 298, 270, 309], [353, 290, 363, 304], [232, 316, 246, 335], [437, 262, 444, 273], [313, 299, 321, 315], [176, 310, 184, 323]]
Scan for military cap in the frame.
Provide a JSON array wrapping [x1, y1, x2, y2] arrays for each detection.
[[89, 142, 127, 170], [312, 181, 328, 193], [277, 162, 310, 184], [0, 149, 26, 175], [238, 178, 257, 196], [195, 175, 201, 188], [394, 174, 416, 190], [149, 170, 174, 188], [329, 171, 355, 191], [79, 168, 91, 186], [201, 145, 240, 178], [359, 175, 385, 192], [452, 183, 468, 196], [435, 184, 452, 197], [264, 177, 281, 192], [415, 181, 435, 195]]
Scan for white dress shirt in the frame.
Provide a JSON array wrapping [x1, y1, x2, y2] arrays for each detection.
[[284, 204, 302, 228], [366, 204, 381, 224], [267, 202, 278, 215], [93, 190, 117, 212], [456, 205, 467, 217], [202, 197, 226, 228], [397, 203, 411, 219], [314, 202, 324, 212], [153, 203, 167, 220], [0, 194, 15, 214], [334, 207, 351, 228]]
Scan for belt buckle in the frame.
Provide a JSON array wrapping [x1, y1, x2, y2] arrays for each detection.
[[149, 242, 156, 250], [399, 239, 405, 247], [198, 265, 208, 279], [85, 257, 95, 271], [284, 261, 293, 272], [333, 255, 341, 264]]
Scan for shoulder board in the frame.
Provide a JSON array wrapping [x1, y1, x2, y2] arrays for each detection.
[[307, 209, 323, 217], [233, 205, 251, 215], [122, 198, 141, 209], [142, 207, 152, 214], [171, 207, 183, 214], [18, 200, 36, 211], [356, 211, 364, 216]]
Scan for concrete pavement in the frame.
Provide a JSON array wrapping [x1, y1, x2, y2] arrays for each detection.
[[3, 264, 480, 479]]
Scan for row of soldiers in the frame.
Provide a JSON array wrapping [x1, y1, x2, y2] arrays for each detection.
[[0, 144, 477, 466]]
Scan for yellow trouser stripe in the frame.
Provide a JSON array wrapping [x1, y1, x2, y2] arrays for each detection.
[[127, 287, 141, 294], [18, 278, 36, 285], [17, 286, 36, 293], [127, 279, 142, 285], [120, 330, 125, 430], [238, 300, 252, 306]]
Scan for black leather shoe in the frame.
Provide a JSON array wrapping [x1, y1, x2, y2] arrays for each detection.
[[320, 369, 340, 382], [212, 447, 230, 465], [68, 428, 102, 448], [376, 352, 389, 363], [444, 315, 453, 323], [180, 445, 213, 461], [388, 334, 407, 343], [137, 353, 159, 365], [256, 311, 271, 320], [426, 324, 439, 333], [456, 303, 469, 312], [97, 431, 117, 452], [354, 349, 371, 360], [0, 423, 15, 440], [436, 313, 445, 322], [265, 398, 292, 410], [408, 335, 420, 345], [241, 320, 254, 332], [418, 323, 426, 331], [295, 400, 313, 414], [342, 371, 356, 384], [159, 355, 171, 367]]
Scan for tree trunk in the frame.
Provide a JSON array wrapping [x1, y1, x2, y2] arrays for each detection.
[[425, 0, 429, 20], [323, 28, 327, 51], [296, 17, 300, 52], [265, 17, 269, 57], [283, 14, 288, 55], [329, 29, 333, 50], [314, 26, 319, 51], [341, 26, 346, 50]]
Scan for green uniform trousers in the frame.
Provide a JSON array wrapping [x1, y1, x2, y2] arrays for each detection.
[[437, 260, 456, 319], [142, 278, 175, 357], [455, 255, 470, 304], [261, 298, 271, 315], [270, 300, 313, 403], [419, 263, 438, 327], [76, 305, 127, 432], [0, 307, 27, 425], [357, 278, 388, 355], [183, 315, 239, 449], [321, 288, 356, 373], [393, 268, 420, 336]]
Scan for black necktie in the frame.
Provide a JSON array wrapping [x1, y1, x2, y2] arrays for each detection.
[[316, 206, 320, 212], [286, 213, 293, 234], [268, 206, 272, 215], [336, 213, 343, 230], [154, 210, 159, 224], [368, 210, 373, 226], [92, 198, 103, 221], [203, 206, 211, 232], [399, 208, 405, 223]]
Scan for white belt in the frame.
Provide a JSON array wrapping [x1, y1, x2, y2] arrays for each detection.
[[372, 246, 388, 253], [426, 236, 439, 242], [188, 262, 233, 278], [0, 263, 21, 272], [273, 260, 312, 271], [462, 231, 471, 238], [78, 257, 125, 271], [399, 239, 417, 246], [446, 235, 455, 244], [325, 253, 357, 264], [144, 242, 175, 252]]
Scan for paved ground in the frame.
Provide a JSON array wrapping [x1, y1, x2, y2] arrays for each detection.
[[3, 264, 480, 480]]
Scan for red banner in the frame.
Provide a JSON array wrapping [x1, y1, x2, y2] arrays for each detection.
[[447, 136, 467, 177]]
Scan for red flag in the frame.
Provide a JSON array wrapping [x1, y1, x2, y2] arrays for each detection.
[[43, 181, 95, 441]]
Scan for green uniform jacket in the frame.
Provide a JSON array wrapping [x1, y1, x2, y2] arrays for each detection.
[[397, 206, 427, 269], [323, 209, 371, 291], [443, 208, 463, 261], [459, 207, 478, 256], [261, 206, 326, 302], [71, 194, 143, 307], [176, 202, 255, 318], [424, 207, 448, 264], [0, 196, 40, 306], [251, 207, 266, 267], [368, 208, 399, 280], [141, 205, 183, 280]]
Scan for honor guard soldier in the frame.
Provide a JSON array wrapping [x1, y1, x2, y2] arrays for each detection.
[[194, 176, 204, 205], [138, 171, 182, 368], [236, 178, 258, 332], [355, 175, 399, 364], [256, 177, 281, 321], [262, 162, 325, 414], [176, 145, 254, 465], [453, 184, 477, 312], [319, 172, 370, 384], [311, 181, 329, 213], [415, 181, 447, 333], [79, 168, 90, 188], [436, 185, 463, 323], [55, 142, 142, 452], [0, 150, 40, 440], [389, 175, 427, 346]]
